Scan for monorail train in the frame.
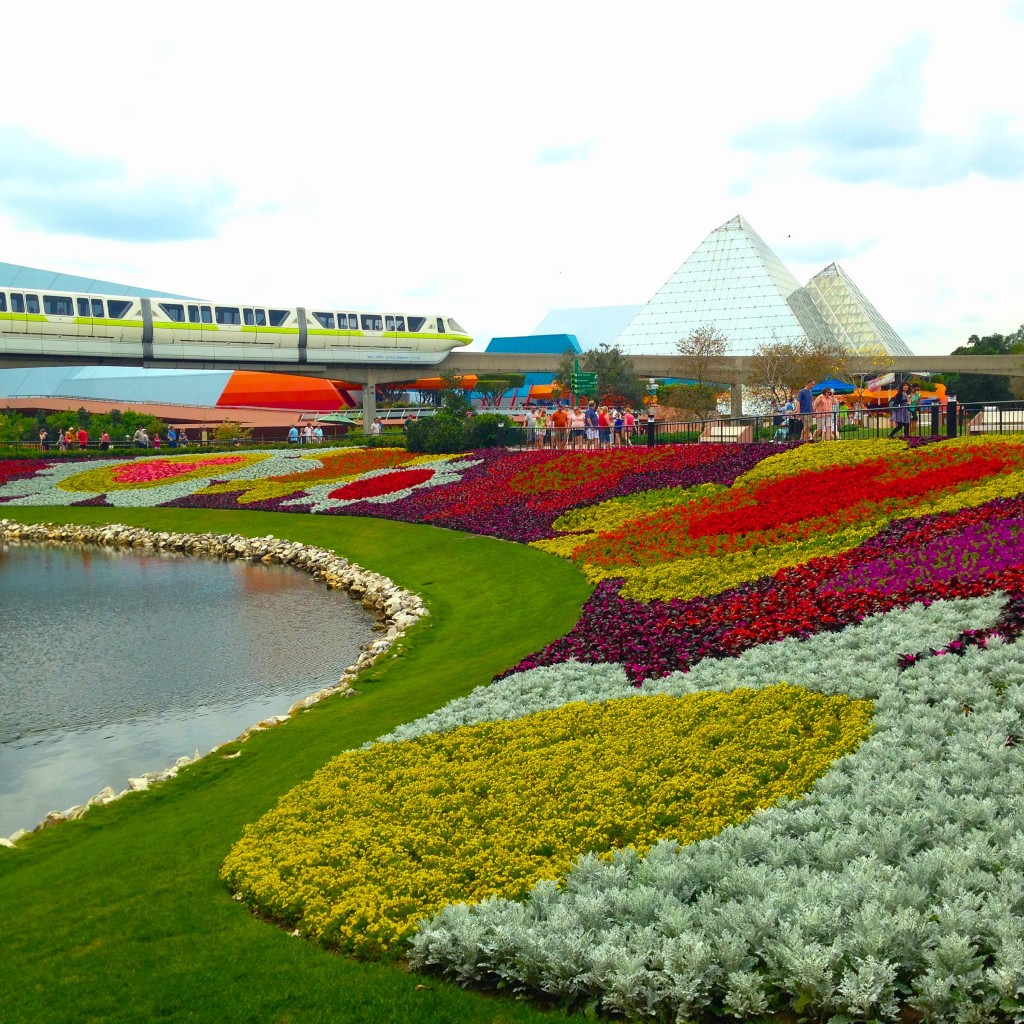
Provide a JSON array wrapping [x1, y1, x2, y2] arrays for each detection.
[[0, 287, 472, 366]]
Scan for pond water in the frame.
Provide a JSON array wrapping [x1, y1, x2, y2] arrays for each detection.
[[0, 542, 378, 837]]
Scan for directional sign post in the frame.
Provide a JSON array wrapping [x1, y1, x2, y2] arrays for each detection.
[[569, 359, 598, 398]]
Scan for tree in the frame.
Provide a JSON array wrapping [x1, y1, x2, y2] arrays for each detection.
[[658, 383, 720, 418], [676, 324, 728, 386], [746, 335, 850, 409], [472, 374, 526, 408], [554, 345, 646, 406], [944, 330, 1022, 404], [213, 419, 254, 445], [377, 381, 415, 407]]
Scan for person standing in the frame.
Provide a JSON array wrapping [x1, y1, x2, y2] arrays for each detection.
[[584, 402, 599, 449], [798, 380, 815, 441], [152, 432, 162, 449], [550, 404, 569, 449], [288, 424, 299, 444], [534, 407, 547, 449], [569, 406, 585, 449], [313, 424, 323, 444], [99, 431, 111, 451], [370, 417, 383, 437], [889, 383, 912, 439], [38, 427, 49, 451], [167, 426, 178, 449], [908, 384, 921, 436], [813, 388, 834, 441], [76, 426, 88, 450], [523, 406, 536, 449], [623, 409, 635, 445]]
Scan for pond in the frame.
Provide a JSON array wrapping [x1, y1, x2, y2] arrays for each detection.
[[0, 542, 377, 837]]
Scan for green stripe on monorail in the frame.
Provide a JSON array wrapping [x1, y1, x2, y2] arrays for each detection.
[[307, 329, 470, 343], [151, 321, 218, 331], [72, 318, 145, 328], [0, 312, 48, 323]]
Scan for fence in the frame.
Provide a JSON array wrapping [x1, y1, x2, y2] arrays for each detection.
[[495, 401, 1024, 450]]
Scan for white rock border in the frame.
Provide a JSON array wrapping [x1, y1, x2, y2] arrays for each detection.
[[0, 517, 428, 847]]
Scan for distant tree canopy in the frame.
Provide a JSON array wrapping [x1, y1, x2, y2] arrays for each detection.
[[0, 407, 167, 445], [675, 324, 728, 387], [658, 383, 720, 418], [944, 327, 1024, 404], [554, 345, 646, 407], [472, 374, 526, 407], [747, 336, 850, 408]]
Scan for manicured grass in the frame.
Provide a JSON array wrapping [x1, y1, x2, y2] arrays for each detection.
[[0, 507, 592, 1024]]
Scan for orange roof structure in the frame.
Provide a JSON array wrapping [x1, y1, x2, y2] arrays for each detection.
[[217, 371, 345, 412]]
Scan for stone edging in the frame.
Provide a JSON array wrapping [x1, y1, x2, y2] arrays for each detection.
[[0, 518, 428, 847]]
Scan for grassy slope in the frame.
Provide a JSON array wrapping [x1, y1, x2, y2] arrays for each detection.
[[0, 507, 592, 1024]]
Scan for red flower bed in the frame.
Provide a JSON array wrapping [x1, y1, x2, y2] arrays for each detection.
[[328, 467, 435, 500], [0, 459, 46, 485]]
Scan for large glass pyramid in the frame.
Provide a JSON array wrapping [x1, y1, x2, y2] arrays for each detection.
[[803, 262, 914, 357], [614, 215, 835, 355]]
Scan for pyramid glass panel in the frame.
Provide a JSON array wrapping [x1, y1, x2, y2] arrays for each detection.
[[614, 215, 835, 355], [804, 263, 914, 357]]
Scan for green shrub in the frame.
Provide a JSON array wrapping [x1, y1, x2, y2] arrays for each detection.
[[466, 414, 512, 448], [407, 416, 470, 454]]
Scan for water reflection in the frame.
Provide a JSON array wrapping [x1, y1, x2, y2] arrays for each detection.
[[0, 543, 376, 835]]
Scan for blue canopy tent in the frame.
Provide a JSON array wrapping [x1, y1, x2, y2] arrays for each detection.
[[811, 378, 855, 395]]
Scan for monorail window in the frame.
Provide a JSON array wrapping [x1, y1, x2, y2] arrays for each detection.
[[384, 316, 406, 332], [107, 300, 131, 319], [11, 293, 24, 313], [215, 306, 241, 325], [77, 298, 89, 317], [269, 309, 289, 327], [407, 316, 425, 332], [313, 312, 335, 329], [160, 303, 186, 322], [188, 305, 200, 323], [201, 306, 212, 324], [361, 314, 383, 331], [92, 299, 104, 317], [447, 318, 465, 333], [0, 293, 6, 312], [436, 318, 445, 333], [44, 295, 74, 316], [26, 294, 40, 315], [243, 308, 267, 327], [395, 316, 405, 331], [255, 309, 266, 326], [385, 316, 395, 331]]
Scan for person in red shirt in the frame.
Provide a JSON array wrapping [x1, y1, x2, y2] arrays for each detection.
[[76, 427, 88, 449]]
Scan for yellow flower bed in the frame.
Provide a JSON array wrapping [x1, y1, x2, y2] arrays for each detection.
[[591, 521, 883, 601], [734, 438, 906, 486], [221, 685, 871, 957]]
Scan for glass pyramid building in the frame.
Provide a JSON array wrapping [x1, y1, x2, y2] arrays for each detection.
[[803, 262, 914, 356], [613, 215, 911, 356]]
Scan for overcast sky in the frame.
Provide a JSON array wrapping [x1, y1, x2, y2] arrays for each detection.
[[2, 0, 1022, 356]]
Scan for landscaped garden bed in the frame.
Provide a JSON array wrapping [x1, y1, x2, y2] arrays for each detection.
[[4, 435, 1024, 1022]]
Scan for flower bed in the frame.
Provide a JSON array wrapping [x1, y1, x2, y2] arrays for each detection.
[[8, 436, 1024, 1020], [221, 684, 870, 957]]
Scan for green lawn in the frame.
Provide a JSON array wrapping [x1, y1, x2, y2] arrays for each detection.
[[0, 507, 592, 1024]]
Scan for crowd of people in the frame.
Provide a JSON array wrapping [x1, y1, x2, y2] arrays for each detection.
[[287, 424, 325, 443], [770, 380, 926, 442], [523, 402, 639, 450]]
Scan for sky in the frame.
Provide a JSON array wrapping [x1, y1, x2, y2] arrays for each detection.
[[2, 0, 1023, 357]]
